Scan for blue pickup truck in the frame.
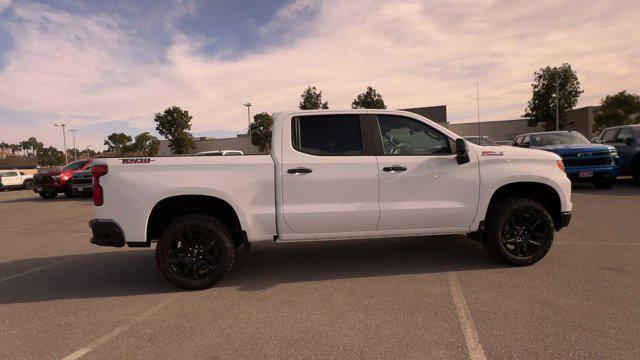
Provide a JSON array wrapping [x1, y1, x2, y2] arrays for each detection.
[[513, 131, 619, 188], [593, 125, 640, 183]]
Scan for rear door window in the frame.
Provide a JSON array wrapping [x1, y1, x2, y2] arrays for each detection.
[[292, 115, 364, 156]]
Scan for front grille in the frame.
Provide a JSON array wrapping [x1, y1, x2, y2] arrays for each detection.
[[72, 177, 93, 185], [33, 176, 52, 185], [561, 154, 612, 167]]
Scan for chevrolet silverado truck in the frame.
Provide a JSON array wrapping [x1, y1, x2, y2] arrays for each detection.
[[513, 131, 619, 188], [89, 110, 572, 290], [33, 160, 93, 199]]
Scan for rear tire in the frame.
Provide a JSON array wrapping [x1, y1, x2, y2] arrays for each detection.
[[482, 197, 554, 266], [23, 180, 33, 190], [594, 181, 615, 189], [156, 214, 235, 290], [39, 192, 57, 199]]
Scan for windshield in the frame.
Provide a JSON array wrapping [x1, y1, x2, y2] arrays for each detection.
[[531, 132, 590, 147], [62, 161, 88, 170]]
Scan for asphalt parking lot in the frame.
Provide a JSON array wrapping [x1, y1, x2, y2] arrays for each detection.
[[1, 182, 639, 360]]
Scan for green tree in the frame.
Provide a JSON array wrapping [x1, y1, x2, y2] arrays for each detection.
[[249, 112, 273, 153], [131, 132, 160, 156], [10, 144, 21, 155], [37, 146, 66, 166], [27, 137, 43, 157], [594, 91, 640, 130], [299, 86, 329, 110], [523, 63, 583, 130], [351, 86, 387, 109], [104, 132, 133, 156], [154, 106, 194, 154]]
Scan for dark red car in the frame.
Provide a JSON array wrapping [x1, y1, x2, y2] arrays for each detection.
[[32, 160, 93, 199]]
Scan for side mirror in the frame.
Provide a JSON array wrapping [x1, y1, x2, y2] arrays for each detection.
[[456, 138, 470, 165], [624, 137, 633, 146], [591, 137, 601, 143]]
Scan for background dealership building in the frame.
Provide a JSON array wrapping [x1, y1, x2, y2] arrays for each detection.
[[157, 105, 601, 155]]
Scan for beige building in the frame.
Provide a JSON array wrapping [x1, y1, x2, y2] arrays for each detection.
[[157, 134, 257, 156], [445, 106, 600, 142]]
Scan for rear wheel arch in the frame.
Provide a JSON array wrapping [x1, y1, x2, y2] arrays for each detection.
[[147, 195, 244, 247], [486, 182, 562, 230]]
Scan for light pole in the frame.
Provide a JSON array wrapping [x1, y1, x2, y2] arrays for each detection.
[[54, 123, 68, 164], [243, 102, 253, 153], [555, 71, 560, 131], [86, 145, 91, 159], [68, 129, 78, 161]]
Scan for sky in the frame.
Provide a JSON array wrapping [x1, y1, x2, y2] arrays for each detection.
[[0, 0, 639, 152]]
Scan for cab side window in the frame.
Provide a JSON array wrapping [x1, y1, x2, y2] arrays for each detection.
[[292, 115, 363, 156], [521, 135, 531, 147], [514, 136, 523, 146], [601, 129, 618, 144], [376, 115, 451, 155]]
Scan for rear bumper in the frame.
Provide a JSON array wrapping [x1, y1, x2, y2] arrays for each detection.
[[89, 219, 126, 247], [557, 211, 572, 230]]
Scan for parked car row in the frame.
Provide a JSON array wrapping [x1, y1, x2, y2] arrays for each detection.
[[466, 124, 640, 188], [32, 160, 94, 199]]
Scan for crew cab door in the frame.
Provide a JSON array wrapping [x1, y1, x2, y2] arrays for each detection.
[[371, 114, 480, 230], [280, 114, 380, 235]]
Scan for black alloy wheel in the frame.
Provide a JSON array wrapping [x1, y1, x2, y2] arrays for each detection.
[[501, 210, 547, 258], [167, 229, 219, 281]]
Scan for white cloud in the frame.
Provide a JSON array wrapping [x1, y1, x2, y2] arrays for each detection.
[[0, 0, 11, 13], [0, 0, 639, 150]]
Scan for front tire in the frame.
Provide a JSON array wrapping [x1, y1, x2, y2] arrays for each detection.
[[156, 214, 235, 290], [23, 180, 33, 190], [39, 192, 57, 199], [64, 186, 75, 198], [482, 197, 554, 266]]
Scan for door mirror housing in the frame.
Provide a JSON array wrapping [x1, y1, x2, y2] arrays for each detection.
[[455, 138, 470, 164], [624, 137, 633, 146], [591, 137, 601, 143]]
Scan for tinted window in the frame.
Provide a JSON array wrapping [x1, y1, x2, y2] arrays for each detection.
[[522, 135, 531, 147], [293, 115, 363, 156], [377, 115, 451, 155], [1, 171, 18, 177], [531, 132, 590, 146], [514, 136, 523, 145], [616, 128, 634, 143], [601, 129, 618, 144]]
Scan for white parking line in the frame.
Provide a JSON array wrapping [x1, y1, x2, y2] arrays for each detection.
[[447, 272, 487, 360], [61, 294, 179, 360], [0, 255, 89, 284]]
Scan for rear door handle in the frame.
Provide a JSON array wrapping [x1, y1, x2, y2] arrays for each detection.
[[383, 165, 407, 172], [287, 167, 313, 174]]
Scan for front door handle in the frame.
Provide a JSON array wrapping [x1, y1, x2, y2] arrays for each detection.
[[287, 167, 313, 174], [383, 165, 407, 172]]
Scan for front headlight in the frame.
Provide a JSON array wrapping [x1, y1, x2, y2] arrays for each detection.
[[52, 175, 60, 181], [609, 148, 619, 163]]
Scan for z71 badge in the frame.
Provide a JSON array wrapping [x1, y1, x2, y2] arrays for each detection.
[[481, 150, 504, 157], [121, 158, 155, 164]]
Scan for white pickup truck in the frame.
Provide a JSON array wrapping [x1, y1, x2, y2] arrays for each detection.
[[89, 110, 572, 290], [0, 170, 33, 190]]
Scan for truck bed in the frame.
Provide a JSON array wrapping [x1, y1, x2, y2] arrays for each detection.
[[94, 155, 276, 243]]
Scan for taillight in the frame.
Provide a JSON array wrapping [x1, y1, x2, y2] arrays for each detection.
[[92, 165, 108, 206]]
